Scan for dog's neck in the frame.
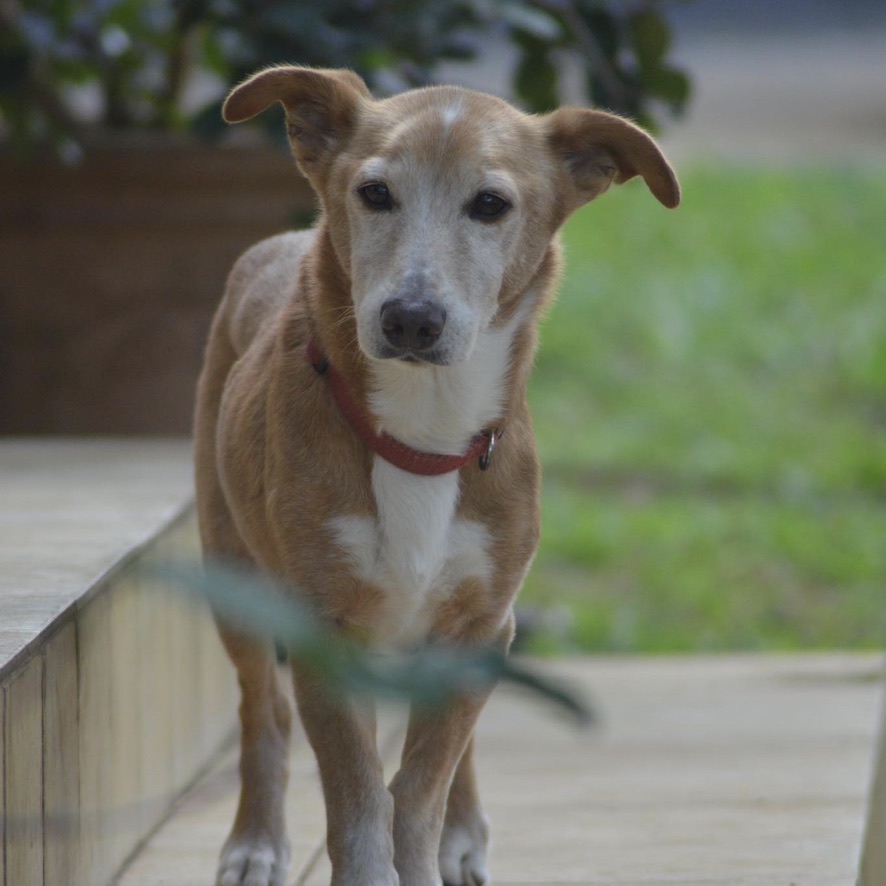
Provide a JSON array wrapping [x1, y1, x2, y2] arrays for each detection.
[[366, 319, 521, 456]]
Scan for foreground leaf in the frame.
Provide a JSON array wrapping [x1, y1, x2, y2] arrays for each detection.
[[153, 559, 593, 725]]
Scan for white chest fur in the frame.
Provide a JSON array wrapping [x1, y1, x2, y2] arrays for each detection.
[[329, 462, 492, 644], [328, 313, 526, 646]]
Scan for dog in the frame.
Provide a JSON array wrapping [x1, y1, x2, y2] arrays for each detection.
[[194, 65, 679, 886]]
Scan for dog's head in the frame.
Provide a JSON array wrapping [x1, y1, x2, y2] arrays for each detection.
[[224, 66, 679, 366]]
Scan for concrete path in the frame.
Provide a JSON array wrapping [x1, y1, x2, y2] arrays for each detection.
[[659, 31, 886, 166], [117, 654, 883, 886]]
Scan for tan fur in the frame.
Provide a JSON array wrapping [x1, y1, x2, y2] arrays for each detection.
[[195, 66, 678, 886]]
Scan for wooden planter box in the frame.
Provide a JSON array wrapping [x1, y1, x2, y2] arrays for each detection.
[[0, 138, 314, 434]]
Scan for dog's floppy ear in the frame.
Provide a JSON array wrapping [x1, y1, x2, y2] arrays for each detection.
[[223, 66, 371, 168], [546, 108, 680, 210]]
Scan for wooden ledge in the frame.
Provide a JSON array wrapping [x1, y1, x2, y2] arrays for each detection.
[[0, 439, 237, 886]]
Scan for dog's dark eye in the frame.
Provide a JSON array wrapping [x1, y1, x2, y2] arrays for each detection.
[[358, 182, 394, 211], [469, 192, 511, 222]]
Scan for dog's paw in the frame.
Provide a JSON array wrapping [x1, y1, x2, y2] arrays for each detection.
[[332, 872, 400, 886], [217, 835, 291, 886], [438, 818, 490, 886]]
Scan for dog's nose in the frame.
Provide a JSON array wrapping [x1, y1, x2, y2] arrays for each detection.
[[380, 299, 446, 352]]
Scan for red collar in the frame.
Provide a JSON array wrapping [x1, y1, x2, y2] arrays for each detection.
[[307, 340, 499, 476]]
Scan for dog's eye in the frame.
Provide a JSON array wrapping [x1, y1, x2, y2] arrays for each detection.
[[470, 192, 511, 221], [358, 182, 394, 211]]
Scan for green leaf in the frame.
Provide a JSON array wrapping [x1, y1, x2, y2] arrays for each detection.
[[587, 64, 642, 118], [0, 46, 30, 94], [151, 558, 593, 725], [644, 65, 691, 112], [580, 8, 619, 61], [629, 8, 670, 70], [515, 48, 560, 113], [358, 46, 398, 74], [199, 30, 227, 75], [261, 6, 323, 42], [633, 108, 657, 134]]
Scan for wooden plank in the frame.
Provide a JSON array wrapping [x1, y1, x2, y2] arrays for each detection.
[[168, 522, 237, 767], [169, 583, 198, 794], [1, 681, 5, 886], [108, 576, 143, 878], [859, 682, 886, 885], [77, 593, 113, 886], [3, 656, 44, 886], [145, 524, 220, 794], [134, 545, 176, 836], [179, 530, 224, 775], [43, 622, 82, 885], [195, 598, 237, 761]]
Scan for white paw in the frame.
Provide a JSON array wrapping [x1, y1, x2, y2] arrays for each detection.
[[217, 835, 291, 886], [438, 820, 490, 886]]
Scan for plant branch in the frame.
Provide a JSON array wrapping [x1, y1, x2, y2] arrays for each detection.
[[534, 0, 630, 110], [0, 0, 84, 138]]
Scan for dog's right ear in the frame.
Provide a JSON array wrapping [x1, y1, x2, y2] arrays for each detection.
[[223, 66, 371, 169]]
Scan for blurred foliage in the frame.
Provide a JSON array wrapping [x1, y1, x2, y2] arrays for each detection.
[[0, 0, 689, 158], [157, 558, 593, 723]]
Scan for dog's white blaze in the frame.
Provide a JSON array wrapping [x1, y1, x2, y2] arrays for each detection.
[[439, 101, 464, 131]]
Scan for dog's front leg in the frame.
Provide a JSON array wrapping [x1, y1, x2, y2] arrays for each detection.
[[293, 664, 399, 886], [217, 628, 293, 886], [389, 690, 493, 886], [439, 737, 490, 886]]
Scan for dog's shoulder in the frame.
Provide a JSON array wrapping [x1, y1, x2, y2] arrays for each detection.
[[223, 229, 316, 357]]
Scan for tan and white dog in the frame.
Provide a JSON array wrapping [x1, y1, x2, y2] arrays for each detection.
[[194, 65, 678, 886]]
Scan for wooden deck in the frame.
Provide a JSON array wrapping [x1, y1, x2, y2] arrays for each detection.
[[1, 439, 883, 886], [116, 655, 883, 886]]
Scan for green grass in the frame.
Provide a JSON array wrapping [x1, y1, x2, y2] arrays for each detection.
[[523, 165, 886, 652]]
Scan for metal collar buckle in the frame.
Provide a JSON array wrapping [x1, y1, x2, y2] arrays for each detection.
[[478, 430, 498, 471]]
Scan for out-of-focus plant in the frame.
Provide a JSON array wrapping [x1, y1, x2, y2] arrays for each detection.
[[512, 1, 691, 123], [0, 0, 689, 159], [157, 558, 593, 724]]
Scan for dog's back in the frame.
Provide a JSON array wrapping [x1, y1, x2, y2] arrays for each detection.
[[214, 230, 315, 360]]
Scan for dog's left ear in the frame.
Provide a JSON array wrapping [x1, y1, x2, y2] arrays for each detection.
[[223, 65, 372, 170], [546, 108, 680, 210]]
